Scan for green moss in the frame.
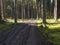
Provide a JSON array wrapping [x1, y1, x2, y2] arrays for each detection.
[[0, 23, 15, 32]]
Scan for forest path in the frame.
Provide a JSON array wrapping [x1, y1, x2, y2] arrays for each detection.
[[0, 23, 44, 45]]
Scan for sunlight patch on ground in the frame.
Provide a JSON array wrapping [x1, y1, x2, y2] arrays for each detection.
[[37, 24, 41, 26], [47, 24, 60, 29], [58, 19, 60, 22], [6, 19, 14, 23], [46, 19, 55, 23], [6, 18, 60, 24]]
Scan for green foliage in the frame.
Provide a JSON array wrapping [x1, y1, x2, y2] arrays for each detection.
[[0, 20, 6, 24], [0, 23, 15, 32], [38, 23, 60, 45]]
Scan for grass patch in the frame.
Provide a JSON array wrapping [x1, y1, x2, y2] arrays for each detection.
[[37, 23, 60, 45], [0, 23, 15, 32]]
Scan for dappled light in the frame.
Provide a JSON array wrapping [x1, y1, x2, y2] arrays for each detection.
[[38, 23, 60, 45], [0, 0, 60, 45]]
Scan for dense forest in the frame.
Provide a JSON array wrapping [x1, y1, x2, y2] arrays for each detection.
[[0, 0, 60, 45], [0, 0, 58, 19], [0, 0, 58, 25]]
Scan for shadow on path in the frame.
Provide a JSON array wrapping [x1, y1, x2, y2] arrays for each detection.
[[0, 23, 46, 45]]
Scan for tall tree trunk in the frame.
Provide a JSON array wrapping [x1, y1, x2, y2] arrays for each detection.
[[23, 0, 25, 19], [31, 1, 33, 19], [14, 0, 17, 23], [36, 2, 38, 20], [50, 0, 52, 18], [23, 6, 25, 19], [21, 0, 24, 20], [3, 0, 6, 19], [0, 0, 2, 20], [0, 6, 2, 20], [41, 0, 46, 27], [41, 0, 43, 20], [1, 0, 4, 20], [28, 0, 30, 19], [54, 0, 57, 21]]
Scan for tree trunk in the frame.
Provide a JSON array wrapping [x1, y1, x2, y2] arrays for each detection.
[[41, 0, 43, 19], [36, 3, 38, 20], [0, 0, 2, 20], [14, 0, 17, 23], [1, 0, 4, 20], [54, 0, 57, 21], [0, 6, 2, 20], [21, 0, 24, 20], [41, 0, 46, 27]]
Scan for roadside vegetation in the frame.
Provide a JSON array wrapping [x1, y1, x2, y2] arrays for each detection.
[[37, 19, 60, 45], [0, 22, 15, 32]]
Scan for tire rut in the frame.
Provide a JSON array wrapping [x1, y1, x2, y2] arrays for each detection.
[[18, 26, 31, 45], [0, 24, 27, 45], [5, 25, 31, 45], [26, 26, 41, 45], [0, 24, 43, 45], [0, 24, 24, 42]]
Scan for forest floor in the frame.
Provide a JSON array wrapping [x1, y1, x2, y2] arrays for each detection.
[[38, 23, 60, 45], [0, 19, 60, 45]]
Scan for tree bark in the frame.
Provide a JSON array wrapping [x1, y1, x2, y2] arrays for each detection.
[[54, 0, 57, 21], [41, 0, 46, 27], [14, 0, 17, 23], [0, 0, 2, 20], [0, 6, 2, 20], [1, 0, 4, 20]]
